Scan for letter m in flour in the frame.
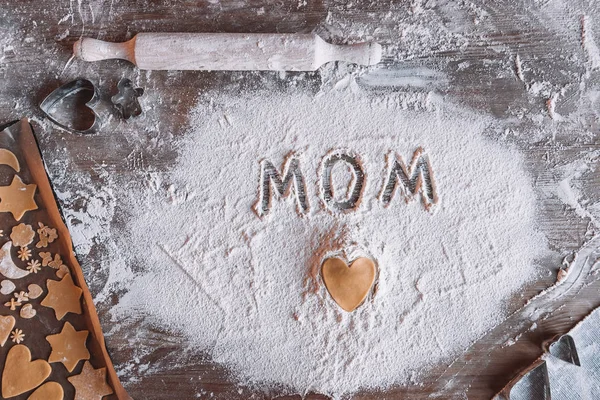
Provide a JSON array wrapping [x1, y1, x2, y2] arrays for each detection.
[[254, 156, 309, 217], [380, 148, 438, 211]]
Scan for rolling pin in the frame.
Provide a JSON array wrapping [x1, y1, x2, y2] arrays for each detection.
[[73, 33, 382, 71]]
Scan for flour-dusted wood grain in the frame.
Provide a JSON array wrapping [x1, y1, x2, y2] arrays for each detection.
[[1, 0, 599, 399]]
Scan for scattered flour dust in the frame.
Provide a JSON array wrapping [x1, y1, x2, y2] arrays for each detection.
[[103, 90, 548, 397]]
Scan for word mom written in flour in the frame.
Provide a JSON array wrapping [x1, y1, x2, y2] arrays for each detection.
[[254, 148, 438, 217]]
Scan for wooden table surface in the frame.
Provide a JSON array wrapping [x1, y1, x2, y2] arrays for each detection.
[[1, 0, 600, 399]]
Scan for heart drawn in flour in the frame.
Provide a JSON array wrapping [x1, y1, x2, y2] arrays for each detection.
[[2, 344, 52, 398], [321, 257, 377, 312]]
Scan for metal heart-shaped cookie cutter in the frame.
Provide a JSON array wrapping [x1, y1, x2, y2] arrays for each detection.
[[40, 79, 120, 134]]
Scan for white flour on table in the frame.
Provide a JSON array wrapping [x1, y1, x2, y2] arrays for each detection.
[[73, 89, 549, 398]]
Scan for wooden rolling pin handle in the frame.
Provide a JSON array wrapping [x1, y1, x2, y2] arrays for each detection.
[[73, 37, 136, 64], [321, 41, 382, 67]]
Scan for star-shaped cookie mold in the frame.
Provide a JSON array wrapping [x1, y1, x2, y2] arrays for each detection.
[[46, 321, 90, 372], [67, 361, 114, 400], [41, 273, 82, 319]]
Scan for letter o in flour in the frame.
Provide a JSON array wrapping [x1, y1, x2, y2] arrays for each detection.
[[320, 151, 365, 212]]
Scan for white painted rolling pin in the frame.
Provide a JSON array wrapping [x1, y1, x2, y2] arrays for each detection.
[[73, 33, 382, 71]]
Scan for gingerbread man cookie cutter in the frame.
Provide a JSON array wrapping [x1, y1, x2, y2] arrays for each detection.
[[111, 78, 144, 120]]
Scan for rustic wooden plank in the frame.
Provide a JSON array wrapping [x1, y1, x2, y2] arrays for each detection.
[[1, 0, 599, 398]]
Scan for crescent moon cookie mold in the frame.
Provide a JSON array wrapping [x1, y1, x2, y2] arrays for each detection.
[[0, 120, 128, 399]]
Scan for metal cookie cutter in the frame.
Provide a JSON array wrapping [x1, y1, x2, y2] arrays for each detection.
[[111, 78, 144, 120], [40, 78, 144, 134]]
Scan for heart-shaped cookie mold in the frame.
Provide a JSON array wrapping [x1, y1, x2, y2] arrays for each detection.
[[20, 303, 36, 319], [321, 257, 376, 312], [27, 381, 63, 400], [56, 264, 69, 279], [0, 315, 15, 346], [2, 344, 52, 397], [0, 279, 15, 295], [27, 283, 43, 299]]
